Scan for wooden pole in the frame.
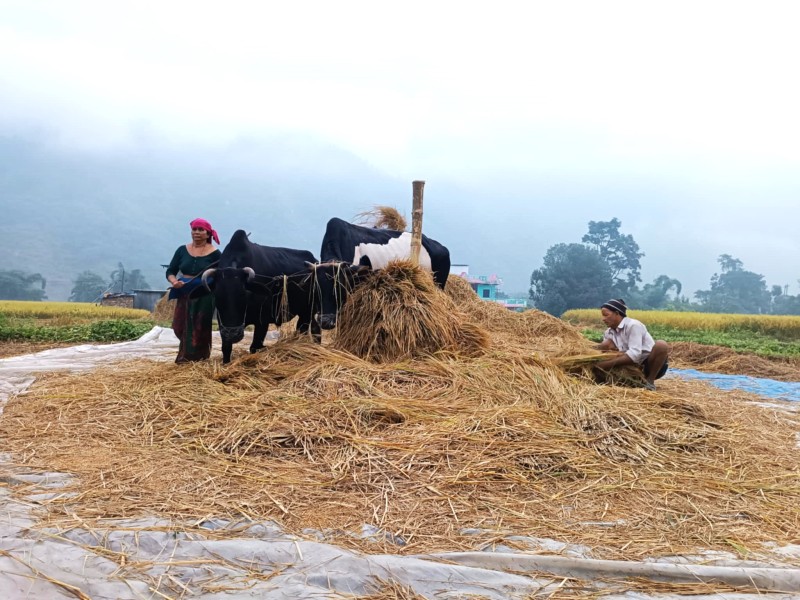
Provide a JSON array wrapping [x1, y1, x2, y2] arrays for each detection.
[[410, 180, 425, 266]]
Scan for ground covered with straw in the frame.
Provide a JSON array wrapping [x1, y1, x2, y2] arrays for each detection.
[[668, 341, 800, 381], [1, 274, 799, 565]]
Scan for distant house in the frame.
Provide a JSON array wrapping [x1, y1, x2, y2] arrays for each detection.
[[99, 292, 135, 309], [467, 274, 500, 301], [453, 266, 528, 311]]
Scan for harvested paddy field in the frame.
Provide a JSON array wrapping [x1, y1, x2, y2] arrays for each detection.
[[2, 272, 799, 567]]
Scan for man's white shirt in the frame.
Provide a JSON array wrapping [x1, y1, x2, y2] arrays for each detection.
[[603, 317, 655, 365]]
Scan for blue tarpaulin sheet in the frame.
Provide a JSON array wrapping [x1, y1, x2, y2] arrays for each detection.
[[668, 368, 800, 402]]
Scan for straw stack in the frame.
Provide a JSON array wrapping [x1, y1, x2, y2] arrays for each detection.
[[332, 261, 489, 362]]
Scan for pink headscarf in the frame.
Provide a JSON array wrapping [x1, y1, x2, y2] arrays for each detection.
[[190, 218, 220, 245]]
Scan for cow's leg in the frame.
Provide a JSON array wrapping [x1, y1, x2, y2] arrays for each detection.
[[297, 312, 322, 344], [310, 318, 321, 344], [222, 341, 233, 364], [250, 323, 268, 353], [306, 312, 322, 344]]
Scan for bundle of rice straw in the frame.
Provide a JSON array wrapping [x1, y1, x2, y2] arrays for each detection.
[[554, 352, 649, 388], [354, 205, 408, 231], [152, 292, 175, 323], [332, 261, 489, 361]]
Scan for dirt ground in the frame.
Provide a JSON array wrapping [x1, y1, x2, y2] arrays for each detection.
[[0, 340, 80, 359]]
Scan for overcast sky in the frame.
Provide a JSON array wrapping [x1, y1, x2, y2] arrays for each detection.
[[2, 1, 799, 295]]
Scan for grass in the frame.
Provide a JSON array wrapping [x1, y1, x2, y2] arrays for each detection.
[[0, 300, 155, 343]]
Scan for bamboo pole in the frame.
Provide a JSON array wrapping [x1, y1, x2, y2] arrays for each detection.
[[410, 180, 425, 266]]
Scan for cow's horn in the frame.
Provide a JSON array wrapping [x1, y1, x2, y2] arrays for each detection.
[[243, 267, 256, 282], [201, 268, 216, 291]]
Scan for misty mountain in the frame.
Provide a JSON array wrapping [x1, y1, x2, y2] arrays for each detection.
[[3, 132, 505, 300]]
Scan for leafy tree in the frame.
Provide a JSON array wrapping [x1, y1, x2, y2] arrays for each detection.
[[582, 218, 644, 294], [770, 284, 800, 315], [125, 269, 150, 292], [0, 269, 47, 301], [662, 295, 701, 312], [70, 271, 109, 303], [109, 263, 151, 293], [627, 275, 683, 310], [694, 255, 770, 314], [718, 254, 743, 273], [530, 243, 614, 316]]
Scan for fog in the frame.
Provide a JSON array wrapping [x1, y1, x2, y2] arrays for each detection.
[[2, 0, 799, 298]]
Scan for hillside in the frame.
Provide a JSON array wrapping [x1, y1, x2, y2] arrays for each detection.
[[1, 134, 453, 300]]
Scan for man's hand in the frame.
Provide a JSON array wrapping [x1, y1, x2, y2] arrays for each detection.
[[595, 352, 635, 370], [595, 338, 617, 352]]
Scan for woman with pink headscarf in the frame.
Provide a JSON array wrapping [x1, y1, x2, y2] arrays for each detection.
[[165, 218, 222, 362]]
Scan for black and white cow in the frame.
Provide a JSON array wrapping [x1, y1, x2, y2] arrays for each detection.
[[310, 217, 451, 329], [202, 230, 321, 363]]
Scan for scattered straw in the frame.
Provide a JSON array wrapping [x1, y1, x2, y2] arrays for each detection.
[[1, 270, 799, 574], [0, 341, 77, 359], [670, 341, 800, 381], [350, 578, 427, 600], [2, 338, 799, 562]]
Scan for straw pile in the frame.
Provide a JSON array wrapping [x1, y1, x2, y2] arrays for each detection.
[[445, 275, 590, 357], [332, 261, 489, 361], [2, 266, 800, 569], [670, 341, 800, 381], [2, 330, 800, 562]]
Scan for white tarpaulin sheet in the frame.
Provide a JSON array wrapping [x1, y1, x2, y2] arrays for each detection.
[[1, 328, 799, 599]]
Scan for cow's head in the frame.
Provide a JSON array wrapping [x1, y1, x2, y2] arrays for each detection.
[[202, 267, 255, 343], [307, 259, 371, 330]]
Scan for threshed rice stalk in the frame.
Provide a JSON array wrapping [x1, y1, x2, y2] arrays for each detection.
[[354, 206, 408, 231]]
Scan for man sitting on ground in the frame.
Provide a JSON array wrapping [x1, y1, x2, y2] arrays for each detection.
[[595, 298, 670, 391]]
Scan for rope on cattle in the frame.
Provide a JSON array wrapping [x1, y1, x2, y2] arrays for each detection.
[[308, 261, 361, 322], [278, 274, 291, 325], [247, 269, 317, 327]]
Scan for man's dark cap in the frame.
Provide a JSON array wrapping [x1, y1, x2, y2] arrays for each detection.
[[601, 298, 627, 317]]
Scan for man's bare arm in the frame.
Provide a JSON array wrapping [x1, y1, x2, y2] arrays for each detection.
[[596, 338, 617, 351], [595, 352, 635, 370]]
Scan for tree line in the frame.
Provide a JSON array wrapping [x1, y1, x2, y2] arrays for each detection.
[[3, 224, 797, 317], [0, 263, 150, 302], [529, 218, 800, 316]]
